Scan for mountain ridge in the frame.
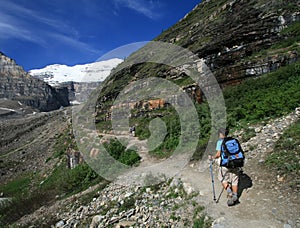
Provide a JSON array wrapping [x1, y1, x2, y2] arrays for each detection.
[[0, 52, 70, 112]]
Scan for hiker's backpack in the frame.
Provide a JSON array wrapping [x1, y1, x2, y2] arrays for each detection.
[[220, 137, 245, 168]]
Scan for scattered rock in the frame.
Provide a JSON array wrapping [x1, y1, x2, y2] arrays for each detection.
[[183, 182, 195, 195], [90, 215, 104, 228], [255, 127, 261, 133], [55, 220, 65, 228], [283, 224, 292, 228], [212, 217, 226, 228]]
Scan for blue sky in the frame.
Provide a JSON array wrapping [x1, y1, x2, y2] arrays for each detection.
[[0, 0, 201, 71]]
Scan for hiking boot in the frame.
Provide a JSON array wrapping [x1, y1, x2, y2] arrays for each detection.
[[232, 194, 238, 202], [227, 191, 232, 198], [227, 196, 234, 206]]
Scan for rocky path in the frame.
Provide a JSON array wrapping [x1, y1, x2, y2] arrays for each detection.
[[179, 108, 300, 228]]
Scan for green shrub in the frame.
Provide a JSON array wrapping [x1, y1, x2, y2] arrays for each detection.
[[0, 190, 54, 226], [103, 139, 141, 166]]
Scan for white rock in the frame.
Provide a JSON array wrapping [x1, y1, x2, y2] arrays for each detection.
[[170, 178, 181, 188], [124, 192, 133, 198], [90, 215, 103, 228], [55, 220, 65, 228], [212, 217, 226, 228], [183, 182, 195, 195], [255, 127, 261, 133]]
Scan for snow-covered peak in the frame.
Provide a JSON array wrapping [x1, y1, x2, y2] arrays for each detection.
[[29, 58, 123, 86]]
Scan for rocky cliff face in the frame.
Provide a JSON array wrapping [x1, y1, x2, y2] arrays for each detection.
[[0, 52, 70, 112], [156, 0, 300, 84], [94, 0, 300, 120]]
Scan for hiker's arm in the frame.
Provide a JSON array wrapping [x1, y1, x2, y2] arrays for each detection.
[[214, 150, 221, 159], [209, 150, 220, 160]]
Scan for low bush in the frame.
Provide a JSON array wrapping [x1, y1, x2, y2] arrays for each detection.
[[103, 139, 141, 166]]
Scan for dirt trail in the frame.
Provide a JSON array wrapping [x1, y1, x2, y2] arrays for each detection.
[[177, 110, 300, 228], [97, 110, 300, 227]]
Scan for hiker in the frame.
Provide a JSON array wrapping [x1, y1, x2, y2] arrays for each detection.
[[209, 128, 242, 206], [131, 126, 135, 137]]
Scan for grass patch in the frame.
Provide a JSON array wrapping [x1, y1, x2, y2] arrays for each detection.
[[0, 174, 31, 198], [225, 61, 300, 128], [0, 125, 108, 226], [266, 119, 300, 188], [118, 196, 136, 212], [41, 162, 103, 197], [271, 20, 300, 50]]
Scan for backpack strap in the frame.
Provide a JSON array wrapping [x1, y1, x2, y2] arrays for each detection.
[[221, 137, 232, 158]]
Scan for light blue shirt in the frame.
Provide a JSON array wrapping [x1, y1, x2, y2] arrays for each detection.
[[216, 139, 223, 151]]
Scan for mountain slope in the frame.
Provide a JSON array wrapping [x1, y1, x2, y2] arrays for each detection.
[[94, 0, 300, 133], [155, 0, 300, 84]]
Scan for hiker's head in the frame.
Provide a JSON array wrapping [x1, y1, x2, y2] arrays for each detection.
[[218, 128, 229, 138]]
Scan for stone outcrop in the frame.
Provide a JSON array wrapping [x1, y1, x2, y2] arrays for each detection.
[[0, 52, 70, 111], [95, 0, 300, 120], [158, 0, 300, 84]]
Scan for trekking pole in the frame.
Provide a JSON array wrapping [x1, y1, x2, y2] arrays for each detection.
[[215, 169, 228, 203], [209, 160, 216, 201], [215, 187, 224, 203]]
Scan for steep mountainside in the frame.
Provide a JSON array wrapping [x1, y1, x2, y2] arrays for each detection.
[[156, 0, 300, 84], [0, 52, 69, 112], [95, 0, 300, 119]]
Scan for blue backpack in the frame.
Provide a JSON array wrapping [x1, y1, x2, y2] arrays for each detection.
[[220, 137, 245, 168]]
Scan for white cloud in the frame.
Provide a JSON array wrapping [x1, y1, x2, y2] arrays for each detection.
[[114, 0, 162, 20], [0, 0, 98, 54], [48, 33, 101, 55], [0, 21, 43, 44], [0, 10, 47, 46]]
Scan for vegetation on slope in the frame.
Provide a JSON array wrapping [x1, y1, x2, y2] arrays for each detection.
[[103, 138, 141, 166], [266, 119, 300, 188], [225, 60, 300, 127], [0, 127, 105, 226]]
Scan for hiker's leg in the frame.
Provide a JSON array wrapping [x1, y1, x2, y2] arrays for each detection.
[[219, 167, 231, 191], [232, 185, 238, 194], [231, 171, 239, 193], [231, 172, 239, 202], [222, 182, 230, 190]]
